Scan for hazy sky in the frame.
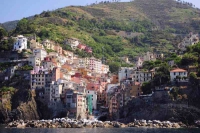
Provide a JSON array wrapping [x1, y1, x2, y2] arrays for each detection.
[[0, 0, 200, 23]]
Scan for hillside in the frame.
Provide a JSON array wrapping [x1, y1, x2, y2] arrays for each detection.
[[5, 0, 200, 65], [1, 20, 19, 31]]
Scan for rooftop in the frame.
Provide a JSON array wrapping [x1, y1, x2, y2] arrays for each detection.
[[170, 68, 187, 72]]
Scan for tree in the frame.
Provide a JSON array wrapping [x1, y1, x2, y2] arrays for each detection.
[[0, 38, 14, 51], [109, 62, 120, 73], [189, 72, 198, 87], [152, 64, 170, 86], [176, 75, 181, 81], [0, 27, 7, 40], [44, 11, 52, 17], [142, 61, 155, 70], [181, 53, 198, 66], [15, 18, 28, 33], [141, 82, 152, 94], [14, 18, 36, 34]]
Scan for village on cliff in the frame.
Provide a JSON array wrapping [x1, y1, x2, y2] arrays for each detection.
[[0, 32, 200, 124]]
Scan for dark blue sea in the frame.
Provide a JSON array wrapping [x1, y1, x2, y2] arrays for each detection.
[[0, 126, 200, 133]]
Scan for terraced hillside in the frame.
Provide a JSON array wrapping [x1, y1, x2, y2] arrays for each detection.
[[2, 0, 200, 65]]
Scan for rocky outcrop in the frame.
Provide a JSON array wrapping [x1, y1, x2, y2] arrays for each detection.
[[7, 118, 188, 129], [8, 97, 40, 121], [120, 98, 200, 125], [0, 89, 41, 123]]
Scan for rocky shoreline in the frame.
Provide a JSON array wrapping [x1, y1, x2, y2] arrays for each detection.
[[6, 118, 195, 129]]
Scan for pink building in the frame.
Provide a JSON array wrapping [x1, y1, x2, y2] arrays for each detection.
[[85, 46, 92, 53], [77, 44, 87, 50]]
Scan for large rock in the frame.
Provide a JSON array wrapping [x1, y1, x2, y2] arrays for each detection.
[[172, 123, 180, 128], [96, 122, 104, 128], [128, 122, 135, 127], [103, 123, 114, 128], [84, 123, 93, 128]]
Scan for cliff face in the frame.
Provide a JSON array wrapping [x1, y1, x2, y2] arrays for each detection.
[[9, 97, 40, 121], [120, 94, 200, 125], [0, 89, 40, 123]]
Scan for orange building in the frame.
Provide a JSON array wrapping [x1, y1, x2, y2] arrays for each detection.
[[78, 67, 88, 77], [61, 63, 72, 71], [111, 75, 119, 84]]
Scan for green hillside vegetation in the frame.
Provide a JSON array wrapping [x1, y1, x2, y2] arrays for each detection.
[[1, 0, 199, 72], [141, 42, 200, 95]]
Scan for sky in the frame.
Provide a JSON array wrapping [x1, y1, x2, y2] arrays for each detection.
[[0, 0, 200, 23]]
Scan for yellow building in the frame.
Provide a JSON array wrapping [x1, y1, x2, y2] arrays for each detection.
[[130, 82, 142, 97], [42, 40, 55, 50]]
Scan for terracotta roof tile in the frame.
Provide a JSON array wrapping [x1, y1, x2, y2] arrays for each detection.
[[170, 68, 187, 72]]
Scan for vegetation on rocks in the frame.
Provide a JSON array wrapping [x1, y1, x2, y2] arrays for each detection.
[[0, 86, 15, 93]]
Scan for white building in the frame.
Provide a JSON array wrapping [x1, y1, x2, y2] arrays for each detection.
[[62, 73, 71, 81], [170, 68, 188, 82], [101, 64, 109, 74], [28, 56, 41, 67], [136, 57, 144, 68], [178, 33, 199, 51], [48, 52, 58, 56], [33, 48, 47, 60], [13, 35, 27, 51], [143, 52, 156, 61], [42, 61, 56, 70], [63, 50, 74, 60], [132, 70, 154, 83], [50, 81, 63, 102], [58, 55, 67, 65], [32, 66, 48, 73], [73, 58, 87, 68], [86, 90, 97, 110], [118, 67, 133, 82], [65, 38, 80, 49]]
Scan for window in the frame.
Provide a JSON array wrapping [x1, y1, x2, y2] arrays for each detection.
[[174, 72, 176, 75]]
